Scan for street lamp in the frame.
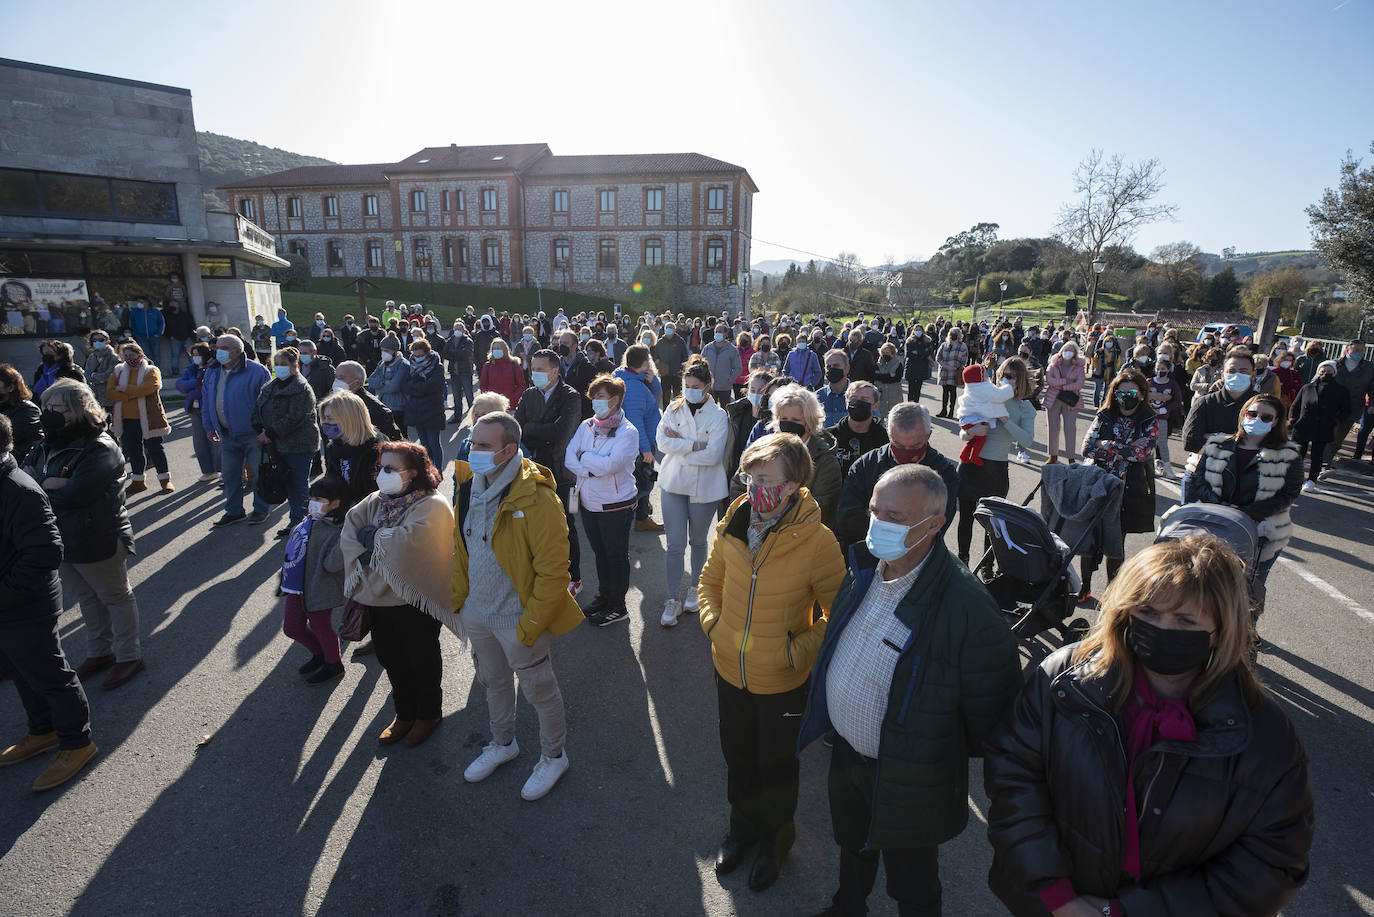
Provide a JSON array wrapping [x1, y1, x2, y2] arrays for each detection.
[[998, 279, 1008, 312], [1088, 257, 1106, 322], [1298, 298, 1305, 330]]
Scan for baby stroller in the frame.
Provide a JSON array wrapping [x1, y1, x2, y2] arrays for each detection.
[[1154, 503, 1265, 613], [972, 496, 1088, 645]]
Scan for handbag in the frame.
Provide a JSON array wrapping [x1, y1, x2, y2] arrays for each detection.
[[340, 599, 371, 642], [256, 441, 290, 506], [1056, 389, 1080, 407]]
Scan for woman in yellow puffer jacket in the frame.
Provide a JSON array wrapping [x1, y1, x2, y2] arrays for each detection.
[[698, 432, 846, 894]]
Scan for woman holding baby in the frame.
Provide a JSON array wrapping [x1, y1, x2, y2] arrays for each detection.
[[954, 357, 1038, 566]]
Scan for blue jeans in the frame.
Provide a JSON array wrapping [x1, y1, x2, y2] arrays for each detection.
[[219, 432, 266, 517], [168, 338, 189, 374], [137, 336, 161, 368], [1092, 375, 1108, 407], [186, 407, 221, 476], [449, 368, 473, 414], [412, 427, 443, 474], [661, 490, 715, 600], [282, 451, 312, 525]]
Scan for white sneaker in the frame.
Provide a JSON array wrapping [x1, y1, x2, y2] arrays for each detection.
[[1301, 480, 1319, 494], [1016, 449, 1031, 463], [197, 472, 220, 484], [520, 751, 569, 801], [682, 591, 699, 613], [1317, 470, 1334, 482], [463, 739, 519, 783], [660, 598, 682, 628]]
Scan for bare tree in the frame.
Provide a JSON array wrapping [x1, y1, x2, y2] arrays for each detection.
[[1149, 241, 1205, 307], [1055, 150, 1178, 320]]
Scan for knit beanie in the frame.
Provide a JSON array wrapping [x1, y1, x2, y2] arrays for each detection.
[[962, 364, 986, 385], [381, 332, 402, 353]]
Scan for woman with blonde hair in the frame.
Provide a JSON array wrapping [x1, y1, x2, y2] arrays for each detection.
[[734, 331, 756, 397], [983, 536, 1314, 917], [320, 390, 381, 511], [699, 432, 846, 892], [765, 382, 841, 527], [873, 341, 905, 418], [107, 340, 172, 495], [479, 336, 526, 407]]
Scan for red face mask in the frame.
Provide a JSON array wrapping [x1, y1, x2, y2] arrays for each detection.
[[746, 481, 789, 513], [891, 445, 927, 464]]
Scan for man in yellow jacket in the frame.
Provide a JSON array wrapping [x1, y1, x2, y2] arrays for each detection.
[[450, 412, 583, 801]]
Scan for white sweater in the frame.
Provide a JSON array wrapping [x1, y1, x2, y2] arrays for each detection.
[[656, 398, 729, 503], [564, 415, 640, 511]]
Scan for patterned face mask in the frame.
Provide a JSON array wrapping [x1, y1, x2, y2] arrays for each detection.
[[746, 480, 789, 513]]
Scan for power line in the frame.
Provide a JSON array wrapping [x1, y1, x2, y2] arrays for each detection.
[[744, 234, 913, 273]]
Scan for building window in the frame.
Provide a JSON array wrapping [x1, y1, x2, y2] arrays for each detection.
[[324, 196, 339, 218], [458, 240, 468, 268], [289, 240, 308, 259], [443, 239, 453, 267], [328, 241, 345, 268], [287, 197, 301, 218], [645, 188, 663, 212], [0, 167, 179, 224], [238, 197, 255, 221], [364, 194, 379, 216], [553, 239, 570, 265], [706, 239, 725, 269], [483, 239, 501, 268], [367, 241, 382, 269], [643, 238, 663, 266], [707, 187, 726, 212], [441, 190, 451, 211], [481, 189, 498, 212], [599, 189, 616, 213], [599, 239, 617, 269], [410, 189, 426, 212], [552, 190, 569, 213]]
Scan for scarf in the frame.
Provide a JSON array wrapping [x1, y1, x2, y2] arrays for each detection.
[[1122, 666, 1196, 880], [377, 485, 428, 528], [410, 352, 439, 380], [593, 408, 625, 433], [747, 496, 796, 556]]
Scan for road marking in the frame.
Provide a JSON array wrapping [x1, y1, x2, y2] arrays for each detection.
[[1278, 556, 1374, 625]]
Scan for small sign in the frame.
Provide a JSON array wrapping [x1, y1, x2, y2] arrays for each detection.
[[394, 240, 403, 252]]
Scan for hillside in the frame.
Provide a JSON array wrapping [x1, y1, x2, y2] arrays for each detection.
[[1203, 249, 1331, 280], [197, 131, 336, 212]]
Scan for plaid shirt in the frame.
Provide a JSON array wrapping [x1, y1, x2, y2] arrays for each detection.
[[825, 555, 929, 759]]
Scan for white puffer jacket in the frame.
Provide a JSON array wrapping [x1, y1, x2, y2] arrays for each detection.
[[656, 397, 730, 503], [564, 413, 640, 511]]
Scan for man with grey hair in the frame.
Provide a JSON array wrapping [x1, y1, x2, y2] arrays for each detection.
[[835, 401, 959, 554], [334, 360, 401, 441], [202, 334, 271, 527], [451, 412, 585, 801], [798, 463, 1019, 917]]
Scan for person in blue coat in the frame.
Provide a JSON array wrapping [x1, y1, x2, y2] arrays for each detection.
[[270, 308, 295, 349], [127, 298, 164, 368], [613, 344, 663, 531], [402, 338, 447, 470], [201, 334, 271, 527]]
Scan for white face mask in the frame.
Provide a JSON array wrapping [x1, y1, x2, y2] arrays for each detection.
[[308, 500, 327, 517], [381, 352, 395, 363], [332, 380, 351, 392], [376, 469, 406, 496], [592, 398, 612, 418], [684, 386, 706, 404]]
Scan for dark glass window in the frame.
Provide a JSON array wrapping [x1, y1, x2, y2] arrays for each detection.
[[0, 169, 41, 211]]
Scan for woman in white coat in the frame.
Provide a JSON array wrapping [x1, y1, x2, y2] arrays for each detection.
[[655, 355, 729, 627]]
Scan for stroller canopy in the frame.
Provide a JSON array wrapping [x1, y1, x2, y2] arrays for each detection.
[[1155, 503, 1261, 578]]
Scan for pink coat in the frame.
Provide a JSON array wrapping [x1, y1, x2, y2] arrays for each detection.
[[1045, 354, 1086, 402]]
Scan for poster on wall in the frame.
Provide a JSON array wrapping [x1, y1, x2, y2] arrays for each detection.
[[0, 277, 90, 336]]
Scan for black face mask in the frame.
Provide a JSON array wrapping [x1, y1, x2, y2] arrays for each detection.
[[826, 367, 845, 384], [1127, 616, 1213, 676], [556, 344, 570, 357], [846, 401, 873, 422], [41, 353, 56, 366], [778, 419, 807, 437], [1115, 392, 1142, 412], [39, 408, 67, 434]]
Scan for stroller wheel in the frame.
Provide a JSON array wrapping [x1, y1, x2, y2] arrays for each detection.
[[1066, 617, 1090, 640]]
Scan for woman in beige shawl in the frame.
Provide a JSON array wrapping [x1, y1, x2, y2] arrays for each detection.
[[106, 341, 172, 495], [342, 441, 455, 747]]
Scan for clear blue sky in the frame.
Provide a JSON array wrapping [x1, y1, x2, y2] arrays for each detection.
[[7, 0, 1373, 269]]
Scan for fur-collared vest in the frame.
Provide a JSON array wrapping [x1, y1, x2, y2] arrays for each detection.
[[107, 361, 171, 439], [1186, 434, 1301, 561]]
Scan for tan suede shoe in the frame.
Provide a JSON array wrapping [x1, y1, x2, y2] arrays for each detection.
[[0, 732, 59, 766], [378, 718, 414, 745], [32, 742, 98, 791]]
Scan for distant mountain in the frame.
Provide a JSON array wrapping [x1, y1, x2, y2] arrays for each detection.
[[1200, 250, 1335, 282], [197, 131, 336, 212], [751, 259, 808, 275]]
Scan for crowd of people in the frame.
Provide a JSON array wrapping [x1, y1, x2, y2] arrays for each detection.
[[4, 296, 1357, 915]]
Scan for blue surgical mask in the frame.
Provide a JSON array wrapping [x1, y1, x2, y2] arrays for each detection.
[[531, 371, 551, 389], [1223, 372, 1251, 393], [592, 398, 612, 418], [524, 333, 534, 342], [1242, 416, 1273, 437], [747, 392, 763, 409], [216, 349, 231, 364], [300, 354, 312, 364], [467, 449, 498, 476], [274, 366, 291, 380], [865, 513, 933, 562], [714, 332, 725, 343], [684, 387, 706, 404], [92, 340, 107, 350]]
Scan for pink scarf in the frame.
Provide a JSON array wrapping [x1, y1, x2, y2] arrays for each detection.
[[1122, 666, 1196, 879], [592, 408, 625, 433]]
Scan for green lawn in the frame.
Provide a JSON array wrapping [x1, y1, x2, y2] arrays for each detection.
[[279, 277, 615, 328], [820, 293, 1131, 328]]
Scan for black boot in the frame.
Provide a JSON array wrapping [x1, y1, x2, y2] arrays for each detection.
[[748, 822, 796, 892], [715, 831, 754, 876]]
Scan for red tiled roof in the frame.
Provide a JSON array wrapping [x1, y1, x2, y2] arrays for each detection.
[[527, 152, 755, 186], [219, 163, 390, 190], [391, 143, 550, 173]]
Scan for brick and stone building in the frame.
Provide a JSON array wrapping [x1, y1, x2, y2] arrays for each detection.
[[220, 144, 757, 313]]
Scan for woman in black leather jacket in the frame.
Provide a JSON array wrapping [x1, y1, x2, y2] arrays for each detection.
[[982, 536, 1314, 917]]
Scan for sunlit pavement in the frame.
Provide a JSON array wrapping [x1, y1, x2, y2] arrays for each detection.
[[2, 394, 1371, 916]]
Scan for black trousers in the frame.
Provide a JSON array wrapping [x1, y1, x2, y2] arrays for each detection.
[[370, 604, 442, 721], [715, 672, 808, 843], [956, 459, 1010, 562], [580, 506, 633, 603], [940, 385, 958, 416], [661, 374, 682, 408], [0, 616, 92, 749], [557, 482, 581, 582], [829, 736, 943, 917], [906, 380, 925, 404], [1297, 438, 1329, 481]]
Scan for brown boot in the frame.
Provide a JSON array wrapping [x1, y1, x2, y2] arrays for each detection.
[[32, 742, 98, 791], [159, 475, 175, 493], [0, 732, 59, 766], [1045, 455, 1059, 465], [102, 659, 144, 690], [405, 717, 442, 747], [125, 478, 148, 495], [378, 718, 414, 745], [74, 654, 116, 681], [634, 517, 664, 533]]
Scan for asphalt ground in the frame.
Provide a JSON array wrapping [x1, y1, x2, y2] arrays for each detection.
[[2, 391, 1372, 917]]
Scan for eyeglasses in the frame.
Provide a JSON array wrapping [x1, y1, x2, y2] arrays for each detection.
[[1244, 410, 1278, 422], [379, 465, 404, 474], [737, 473, 784, 487]]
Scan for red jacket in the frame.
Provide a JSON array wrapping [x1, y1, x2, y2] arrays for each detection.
[[481, 357, 526, 407]]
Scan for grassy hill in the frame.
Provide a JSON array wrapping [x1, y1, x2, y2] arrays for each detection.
[[197, 131, 335, 212]]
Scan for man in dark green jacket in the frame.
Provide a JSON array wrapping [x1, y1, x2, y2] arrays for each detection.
[[798, 463, 1020, 917]]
